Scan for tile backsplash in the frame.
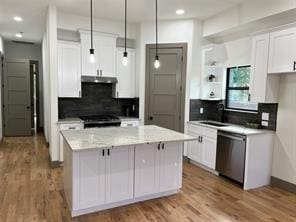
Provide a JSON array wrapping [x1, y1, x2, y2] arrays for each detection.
[[58, 83, 139, 119], [190, 99, 278, 130]]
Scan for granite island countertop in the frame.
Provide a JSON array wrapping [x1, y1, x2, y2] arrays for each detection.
[[61, 125, 196, 151]]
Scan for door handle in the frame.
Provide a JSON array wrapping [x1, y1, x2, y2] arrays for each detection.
[[26, 106, 30, 109], [149, 116, 153, 120]]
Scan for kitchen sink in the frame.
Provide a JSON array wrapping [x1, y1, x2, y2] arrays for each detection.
[[199, 121, 229, 127]]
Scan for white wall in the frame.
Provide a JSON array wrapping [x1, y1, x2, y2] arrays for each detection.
[[203, 0, 296, 37], [0, 36, 4, 54], [43, 5, 59, 161], [57, 11, 138, 39], [4, 41, 44, 127], [137, 19, 202, 126], [272, 74, 296, 185], [224, 37, 252, 67]]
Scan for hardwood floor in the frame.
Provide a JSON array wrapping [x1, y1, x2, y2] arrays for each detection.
[[0, 135, 295, 222]]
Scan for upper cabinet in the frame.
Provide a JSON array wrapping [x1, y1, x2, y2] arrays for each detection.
[[58, 41, 81, 98], [250, 34, 280, 103], [268, 28, 296, 74], [115, 48, 136, 98], [80, 31, 117, 77]]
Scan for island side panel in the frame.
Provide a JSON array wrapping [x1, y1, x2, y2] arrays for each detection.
[[63, 138, 73, 212], [244, 133, 274, 190]]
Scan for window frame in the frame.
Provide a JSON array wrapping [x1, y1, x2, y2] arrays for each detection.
[[225, 65, 256, 112]]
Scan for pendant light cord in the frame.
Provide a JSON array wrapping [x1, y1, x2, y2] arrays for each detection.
[[124, 0, 127, 53], [90, 0, 93, 49], [155, 0, 158, 57]]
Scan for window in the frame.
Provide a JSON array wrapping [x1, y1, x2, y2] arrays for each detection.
[[226, 66, 258, 111]]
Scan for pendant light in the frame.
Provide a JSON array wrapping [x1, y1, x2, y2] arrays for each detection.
[[122, 0, 128, 66], [89, 0, 95, 63], [154, 0, 160, 69]]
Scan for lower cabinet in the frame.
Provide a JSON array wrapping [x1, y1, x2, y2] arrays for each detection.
[[72, 146, 134, 211], [64, 141, 183, 216], [135, 142, 182, 198], [187, 124, 217, 170]]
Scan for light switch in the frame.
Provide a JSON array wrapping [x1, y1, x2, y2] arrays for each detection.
[[261, 121, 269, 127], [200, 108, 204, 114], [262, 112, 269, 121]]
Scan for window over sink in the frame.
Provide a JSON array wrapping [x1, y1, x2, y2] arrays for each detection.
[[226, 66, 258, 111]]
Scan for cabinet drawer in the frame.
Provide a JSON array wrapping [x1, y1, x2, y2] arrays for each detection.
[[121, 121, 140, 127], [187, 124, 217, 139], [60, 123, 84, 131]]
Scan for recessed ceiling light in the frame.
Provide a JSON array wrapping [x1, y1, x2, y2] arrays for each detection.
[[14, 16, 23, 22], [16, 32, 23, 38], [176, 9, 185, 15]]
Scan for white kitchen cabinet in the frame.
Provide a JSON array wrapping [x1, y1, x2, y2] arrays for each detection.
[[105, 146, 134, 203], [186, 124, 217, 170], [201, 136, 217, 170], [135, 142, 182, 198], [159, 142, 182, 192], [250, 34, 280, 103], [67, 144, 135, 212], [59, 122, 84, 162], [116, 48, 136, 98], [134, 144, 160, 197], [80, 31, 117, 77], [57, 41, 81, 98], [268, 28, 296, 74], [73, 149, 106, 210]]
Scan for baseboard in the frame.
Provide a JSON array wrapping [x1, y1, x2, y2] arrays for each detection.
[[189, 159, 219, 176], [271, 176, 296, 194], [48, 158, 61, 168]]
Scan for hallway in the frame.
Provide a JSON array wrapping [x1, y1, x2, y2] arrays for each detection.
[[0, 135, 295, 222]]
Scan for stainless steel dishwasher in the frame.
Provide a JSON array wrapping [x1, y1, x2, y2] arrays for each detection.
[[216, 131, 246, 184]]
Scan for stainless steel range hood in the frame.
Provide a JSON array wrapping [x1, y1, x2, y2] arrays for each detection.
[[81, 75, 118, 84]]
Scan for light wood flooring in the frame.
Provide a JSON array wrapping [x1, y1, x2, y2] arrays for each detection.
[[0, 135, 295, 222]]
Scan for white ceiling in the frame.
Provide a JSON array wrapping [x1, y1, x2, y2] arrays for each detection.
[[0, 0, 248, 42]]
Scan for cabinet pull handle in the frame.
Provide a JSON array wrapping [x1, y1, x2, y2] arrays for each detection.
[[198, 136, 201, 142], [100, 70, 103, 76], [68, 127, 76, 130], [107, 149, 110, 156], [162, 143, 164, 150], [201, 136, 203, 143], [79, 91, 81, 97], [158, 143, 160, 150], [102, 149, 105, 156], [294, 61, 296, 71], [248, 93, 251, 102]]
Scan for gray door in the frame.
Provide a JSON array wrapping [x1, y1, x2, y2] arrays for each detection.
[[3, 59, 32, 136], [147, 47, 183, 131]]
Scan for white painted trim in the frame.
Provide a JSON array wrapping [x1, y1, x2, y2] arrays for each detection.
[[71, 190, 179, 217], [78, 29, 119, 38]]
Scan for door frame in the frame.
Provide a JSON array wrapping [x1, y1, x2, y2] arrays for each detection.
[[144, 43, 188, 132]]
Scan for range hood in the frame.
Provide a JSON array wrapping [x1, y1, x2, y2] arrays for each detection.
[[81, 75, 118, 84]]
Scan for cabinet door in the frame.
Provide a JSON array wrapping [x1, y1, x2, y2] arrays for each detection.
[[268, 28, 296, 73], [201, 136, 217, 170], [58, 41, 81, 97], [116, 48, 136, 98], [187, 132, 202, 163], [105, 146, 134, 203], [81, 34, 99, 76], [73, 150, 105, 210], [98, 36, 116, 77], [159, 142, 182, 192], [250, 34, 269, 103], [135, 144, 160, 197]]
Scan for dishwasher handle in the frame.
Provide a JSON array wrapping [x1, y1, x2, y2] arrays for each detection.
[[218, 132, 246, 141]]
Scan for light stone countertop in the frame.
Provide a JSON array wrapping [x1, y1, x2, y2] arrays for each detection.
[[188, 121, 274, 135], [61, 125, 196, 151]]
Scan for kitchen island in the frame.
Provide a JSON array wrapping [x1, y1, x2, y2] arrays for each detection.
[[61, 125, 195, 217]]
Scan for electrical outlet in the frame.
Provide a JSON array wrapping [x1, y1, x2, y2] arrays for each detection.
[[200, 108, 204, 114], [262, 112, 269, 121], [261, 121, 269, 127]]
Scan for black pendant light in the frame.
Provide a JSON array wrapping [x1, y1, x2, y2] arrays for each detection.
[[154, 0, 160, 69], [89, 0, 95, 63], [122, 0, 128, 66]]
